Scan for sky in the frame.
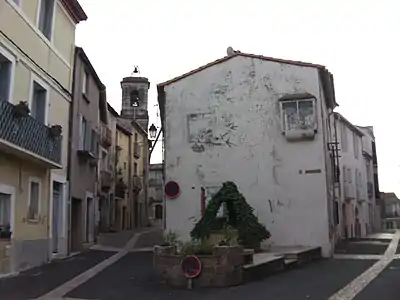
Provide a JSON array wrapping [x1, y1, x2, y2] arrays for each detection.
[[75, 0, 400, 195]]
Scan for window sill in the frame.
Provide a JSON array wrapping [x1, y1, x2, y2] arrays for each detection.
[[283, 128, 317, 142], [27, 219, 40, 224]]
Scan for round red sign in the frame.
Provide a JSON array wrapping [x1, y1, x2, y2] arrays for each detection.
[[164, 181, 180, 199], [181, 255, 202, 279]]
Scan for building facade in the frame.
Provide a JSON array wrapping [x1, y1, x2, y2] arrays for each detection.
[[69, 47, 107, 251], [158, 50, 338, 257], [0, 0, 86, 274], [381, 192, 400, 229], [148, 163, 164, 227]]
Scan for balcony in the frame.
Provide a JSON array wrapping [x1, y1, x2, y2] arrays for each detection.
[[0, 100, 62, 168], [133, 175, 143, 192], [101, 170, 113, 191], [101, 123, 112, 148], [133, 142, 140, 158], [344, 184, 355, 200]]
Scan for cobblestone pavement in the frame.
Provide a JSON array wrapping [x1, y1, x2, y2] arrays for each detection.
[[1, 231, 400, 300]]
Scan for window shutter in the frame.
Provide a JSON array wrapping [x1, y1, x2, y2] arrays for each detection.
[[78, 114, 83, 150], [85, 123, 91, 151]]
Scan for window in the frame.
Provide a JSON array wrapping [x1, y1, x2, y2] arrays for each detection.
[[101, 150, 108, 171], [82, 70, 89, 96], [281, 98, 316, 132], [0, 193, 11, 231], [134, 133, 138, 142], [134, 162, 138, 175], [0, 51, 13, 102], [353, 132, 359, 159], [341, 123, 348, 152], [130, 90, 140, 107], [79, 115, 87, 150], [31, 81, 47, 124], [38, 0, 55, 40], [90, 129, 97, 154], [28, 179, 41, 220]]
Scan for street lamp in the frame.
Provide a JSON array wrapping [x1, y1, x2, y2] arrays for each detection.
[[149, 123, 157, 140]]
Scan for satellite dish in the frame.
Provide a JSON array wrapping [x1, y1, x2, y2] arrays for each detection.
[[227, 46, 235, 56]]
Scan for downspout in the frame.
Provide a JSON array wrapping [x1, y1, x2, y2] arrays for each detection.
[[143, 138, 150, 226], [66, 50, 78, 256]]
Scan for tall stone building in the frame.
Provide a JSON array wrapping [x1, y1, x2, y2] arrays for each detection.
[[120, 69, 150, 131]]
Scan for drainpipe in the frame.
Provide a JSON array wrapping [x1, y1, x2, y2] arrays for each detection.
[[143, 139, 150, 226]]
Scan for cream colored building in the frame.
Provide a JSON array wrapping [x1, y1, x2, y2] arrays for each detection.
[[0, 0, 86, 275]]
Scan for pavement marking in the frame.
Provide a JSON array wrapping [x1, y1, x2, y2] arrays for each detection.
[[37, 228, 158, 300], [333, 254, 383, 260], [328, 230, 400, 300]]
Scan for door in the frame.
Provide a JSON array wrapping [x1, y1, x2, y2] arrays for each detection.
[[52, 182, 62, 253], [86, 197, 94, 243]]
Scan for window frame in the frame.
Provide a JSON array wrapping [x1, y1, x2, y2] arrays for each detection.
[[0, 183, 15, 233], [28, 73, 49, 125], [28, 177, 42, 221], [353, 132, 359, 159], [0, 44, 16, 103], [36, 0, 56, 41], [279, 97, 317, 134], [82, 69, 89, 97]]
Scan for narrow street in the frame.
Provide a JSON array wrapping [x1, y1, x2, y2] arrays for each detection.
[[0, 230, 399, 300]]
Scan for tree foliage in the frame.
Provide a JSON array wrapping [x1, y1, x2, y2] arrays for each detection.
[[190, 181, 271, 249]]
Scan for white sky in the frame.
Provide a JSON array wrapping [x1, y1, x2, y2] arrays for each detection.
[[75, 0, 400, 195]]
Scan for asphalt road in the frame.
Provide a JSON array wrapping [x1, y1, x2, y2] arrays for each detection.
[[66, 252, 377, 300], [0, 250, 115, 300]]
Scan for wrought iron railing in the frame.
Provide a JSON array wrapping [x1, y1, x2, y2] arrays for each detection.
[[0, 100, 62, 164]]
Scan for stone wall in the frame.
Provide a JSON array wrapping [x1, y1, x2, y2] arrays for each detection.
[[153, 245, 244, 288]]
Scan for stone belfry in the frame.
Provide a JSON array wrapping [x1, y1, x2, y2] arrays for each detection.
[[120, 66, 150, 131]]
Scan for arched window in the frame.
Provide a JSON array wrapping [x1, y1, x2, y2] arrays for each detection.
[[130, 90, 140, 107]]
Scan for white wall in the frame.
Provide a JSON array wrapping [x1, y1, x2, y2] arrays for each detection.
[[163, 55, 333, 257]]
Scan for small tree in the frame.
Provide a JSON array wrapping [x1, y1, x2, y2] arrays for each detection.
[[190, 181, 270, 249]]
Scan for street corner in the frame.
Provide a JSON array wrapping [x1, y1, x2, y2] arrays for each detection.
[[65, 251, 378, 300], [0, 250, 116, 300]]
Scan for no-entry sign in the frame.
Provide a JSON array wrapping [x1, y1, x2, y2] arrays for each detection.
[[181, 255, 202, 279]]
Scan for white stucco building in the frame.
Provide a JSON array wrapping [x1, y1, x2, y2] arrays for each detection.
[[333, 113, 380, 239], [157, 49, 339, 257]]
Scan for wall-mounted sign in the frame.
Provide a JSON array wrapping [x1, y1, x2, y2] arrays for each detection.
[[181, 255, 202, 279], [164, 181, 180, 199]]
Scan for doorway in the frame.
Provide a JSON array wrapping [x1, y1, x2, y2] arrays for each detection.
[[71, 197, 83, 252], [52, 182, 63, 253], [86, 197, 94, 243]]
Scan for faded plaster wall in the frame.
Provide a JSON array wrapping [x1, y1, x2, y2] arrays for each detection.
[[164, 55, 333, 257]]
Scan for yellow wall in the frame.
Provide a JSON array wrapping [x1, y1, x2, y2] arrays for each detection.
[[116, 129, 130, 186], [0, 0, 76, 91], [132, 127, 146, 177], [0, 155, 49, 240]]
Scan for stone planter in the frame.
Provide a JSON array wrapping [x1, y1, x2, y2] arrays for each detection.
[[206, 230, 238, 246], [13, 101, 30, 118], [153, 244, 245, 288]]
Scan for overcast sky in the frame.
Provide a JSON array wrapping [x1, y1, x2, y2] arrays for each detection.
[[75, 0, 400, 195]]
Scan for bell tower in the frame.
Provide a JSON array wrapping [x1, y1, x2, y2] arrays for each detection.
[[120, 66, 150, 131]]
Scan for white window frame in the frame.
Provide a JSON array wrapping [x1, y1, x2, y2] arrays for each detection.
[[0, 44, 16, 103], [28, 177, 42, 221], [36, 0, 56, 42], [0, 183, 16, 233], [28, 73, 49, 125], [280, 98, 317, 133], [82, 70, 88, 96]]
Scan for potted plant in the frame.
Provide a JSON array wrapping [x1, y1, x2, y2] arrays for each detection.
[[13, 101, 30, 117], [49, 125, 62, 138], [154, 230, 180, 255]]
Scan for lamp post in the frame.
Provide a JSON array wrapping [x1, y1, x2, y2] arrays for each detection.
[[148, 123, 161, 160]]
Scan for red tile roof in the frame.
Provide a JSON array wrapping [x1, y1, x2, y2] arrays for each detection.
[[61, 0, 88, 23], [158, 52, 326, 87]]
